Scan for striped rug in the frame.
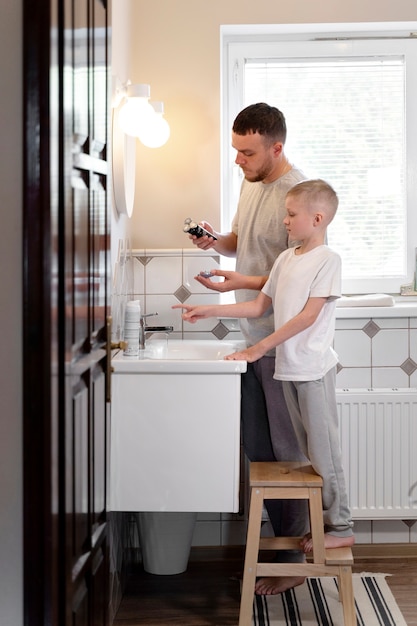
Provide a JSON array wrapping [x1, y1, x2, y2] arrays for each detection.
[[252, 574, 407, 626]]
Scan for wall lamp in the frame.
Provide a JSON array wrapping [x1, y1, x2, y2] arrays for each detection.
[[112, 79, 171, 217], [114, 81, 170, 148]]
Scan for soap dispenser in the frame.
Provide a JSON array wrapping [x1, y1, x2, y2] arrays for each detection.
[[123, 300, 141, 356]]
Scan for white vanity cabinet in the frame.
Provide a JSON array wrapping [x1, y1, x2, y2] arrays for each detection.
[[109, 341, 247, 512]]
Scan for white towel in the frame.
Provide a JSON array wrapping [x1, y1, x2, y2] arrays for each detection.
[[336, 293, 395, 307]]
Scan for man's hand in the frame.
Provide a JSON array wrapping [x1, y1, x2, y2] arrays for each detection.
[[195, 270, 267, 293], [195, 270, 249, 293], [188, 221, 217, 250]]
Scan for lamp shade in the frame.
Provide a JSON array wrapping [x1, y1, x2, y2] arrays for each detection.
[[137, 101, 171, 148], [118, 84, 155, 138]]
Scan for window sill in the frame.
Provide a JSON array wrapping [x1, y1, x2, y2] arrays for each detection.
[[336, 298, 417, 319]]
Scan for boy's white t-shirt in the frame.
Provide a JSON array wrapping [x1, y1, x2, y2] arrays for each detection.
[[262, 245, 341, 381]]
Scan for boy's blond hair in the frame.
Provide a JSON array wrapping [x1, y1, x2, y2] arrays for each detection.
[[287, 179, 338, 224]]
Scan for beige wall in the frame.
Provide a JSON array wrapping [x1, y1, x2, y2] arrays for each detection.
[[111, 0, 135, 265], [123, 0, 416, 249]]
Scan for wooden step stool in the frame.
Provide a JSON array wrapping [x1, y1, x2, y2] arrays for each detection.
[[239, 461, 355, 626]]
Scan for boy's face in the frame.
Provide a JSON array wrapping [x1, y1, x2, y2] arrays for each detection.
[[231, 131, 281, 183], [283, 195, 316, 242]]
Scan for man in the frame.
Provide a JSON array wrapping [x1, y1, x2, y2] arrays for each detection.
[[189, 103, 309, 595]]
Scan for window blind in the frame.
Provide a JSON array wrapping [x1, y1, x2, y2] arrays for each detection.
[[244, 57, 406, 281]]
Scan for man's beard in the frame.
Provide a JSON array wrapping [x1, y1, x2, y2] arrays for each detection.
[[244, 160, 273, 183]]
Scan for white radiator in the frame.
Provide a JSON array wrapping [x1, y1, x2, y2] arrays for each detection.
[[337, 388, 417, 520]]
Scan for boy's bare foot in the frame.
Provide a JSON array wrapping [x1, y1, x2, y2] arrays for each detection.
[[300, 532, 355, 553], [255, 575, 305, 595]]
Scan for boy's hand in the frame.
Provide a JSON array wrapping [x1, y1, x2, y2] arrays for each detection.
[[172, 304, 211, 323], [224, 344, 265, 363]]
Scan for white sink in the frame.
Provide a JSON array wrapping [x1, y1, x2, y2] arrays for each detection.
[[112, 338, 247, 373], [147, 338, 246, 360], [110, 339, 247, 512]]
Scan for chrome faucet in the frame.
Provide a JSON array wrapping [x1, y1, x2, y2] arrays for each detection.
[[139, 312, 174, 349]]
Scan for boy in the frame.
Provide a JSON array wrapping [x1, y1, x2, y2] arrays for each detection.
[[174, 179, 354, 551]]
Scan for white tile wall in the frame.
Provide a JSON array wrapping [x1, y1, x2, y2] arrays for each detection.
[[371, 366, 410, 388], [410, 329, 417, 363], [146, 255, 182, 294], [335, 367, 372, 389], [334, 329, 372, 368], [113, 248, 417, 547], [372, 329, 409, 366]]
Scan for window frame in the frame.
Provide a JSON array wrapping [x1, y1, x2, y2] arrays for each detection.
[[221, 23, 417, 294]]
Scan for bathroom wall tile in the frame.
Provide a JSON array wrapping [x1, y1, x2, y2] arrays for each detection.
[[371, 366, 409, 389], [351, 520, 372, 544], [182, 330, 223, 340], [410, 317, 417, 329], [410, 330, 417, 362], [220, 292, 238, 305], [335, 367, 372, 389], [181, 330, 243, 342], [335, 317, 370, 330], [372, 329, 409, 366], [371, 519, 410, 543], [334, 330, 371, 368], [373, 317, 408, 329], [410, 371, 417, 387], [112, 263, 125, 303], [145, 294, 182, 331], [192, 521, 221, 546], [221, 318, 243, 333], [132, 257, 145, 294], [121, 253, 136, 293], [179, 293, 227, 332], [183, 249, 220, 260], [145, 255, 182, 294], [144, 248, 181, 256]]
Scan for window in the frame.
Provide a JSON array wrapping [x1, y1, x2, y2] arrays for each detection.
[[222, 25, 417, 293]]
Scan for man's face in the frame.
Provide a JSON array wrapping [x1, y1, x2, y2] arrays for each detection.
[[232, 131, 279, 183]]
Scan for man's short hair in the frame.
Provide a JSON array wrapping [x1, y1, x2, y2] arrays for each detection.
[[232, 103, 287, 144]]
